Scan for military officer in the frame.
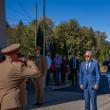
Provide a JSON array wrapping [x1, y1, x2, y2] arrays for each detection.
[[33, 46, 47, 106], [0, 43, 41, 110]]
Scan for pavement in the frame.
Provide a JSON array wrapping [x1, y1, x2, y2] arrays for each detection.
[[26, 75, 110, 110], [32, 94, 110, 110]]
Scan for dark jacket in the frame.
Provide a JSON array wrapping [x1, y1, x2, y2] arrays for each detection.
[[69, 57, 79, 70]]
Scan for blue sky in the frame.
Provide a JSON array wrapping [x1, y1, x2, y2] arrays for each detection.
[[6, 0, 110, 40]]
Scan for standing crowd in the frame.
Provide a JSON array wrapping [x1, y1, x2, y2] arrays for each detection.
[[46, 53, 79, 87]]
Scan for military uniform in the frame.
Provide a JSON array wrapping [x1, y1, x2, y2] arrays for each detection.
[[33, 54, 47, 104], [0, 44, 41, 110]]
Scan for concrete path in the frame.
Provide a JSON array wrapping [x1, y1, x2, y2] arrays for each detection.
[[28, 90, 110, 110], [27, 75, 110, 110]]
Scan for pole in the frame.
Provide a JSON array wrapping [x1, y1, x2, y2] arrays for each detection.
[[0, 0, 7, 48], [35, 2, 37, 47], [43, 0, 46, 56]]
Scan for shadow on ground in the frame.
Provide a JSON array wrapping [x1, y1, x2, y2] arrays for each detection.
[[26, 75, 110, 109], [26, 79, 83, 110]]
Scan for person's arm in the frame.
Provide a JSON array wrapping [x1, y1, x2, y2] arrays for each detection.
[[77, 59, 79, 70], [79, 63, 83, 90], [95, 62, 101, 86], [23, 60, 41, 78]]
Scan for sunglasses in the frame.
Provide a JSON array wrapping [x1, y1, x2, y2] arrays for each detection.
[[85, 55, 91, 58]]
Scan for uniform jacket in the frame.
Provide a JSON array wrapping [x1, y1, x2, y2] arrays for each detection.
[[79, 60, 100, 89], [35, 55, 48, 77], [0, 59, 41, 110]]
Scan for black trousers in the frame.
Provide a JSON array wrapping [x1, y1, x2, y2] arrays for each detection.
[[71, 69, 78, 85], [61, 71, 66, 83], [46, 69, 51, 86]]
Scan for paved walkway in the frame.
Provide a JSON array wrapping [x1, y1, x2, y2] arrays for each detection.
[[28, 89, 110, 110], [27, 75, 110, 110]]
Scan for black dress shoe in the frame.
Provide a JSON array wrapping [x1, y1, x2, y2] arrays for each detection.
[[33, 102, 44, 106]]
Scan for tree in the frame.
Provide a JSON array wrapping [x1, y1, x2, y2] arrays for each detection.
[[6, 18, 110, 63], [36, 26, 43, 55], [62, 40, 68, 57]]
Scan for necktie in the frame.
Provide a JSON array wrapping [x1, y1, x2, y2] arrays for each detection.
[[86, 63, 89, 71]]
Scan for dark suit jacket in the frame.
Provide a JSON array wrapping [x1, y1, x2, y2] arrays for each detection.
[[69, 57, 79, 71]]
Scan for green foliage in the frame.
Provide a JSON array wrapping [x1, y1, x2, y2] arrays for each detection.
[[6, 18, 110, 63], [62, 40, 68, 56]]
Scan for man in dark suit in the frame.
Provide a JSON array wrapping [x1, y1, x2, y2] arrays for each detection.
[[70, 54, 79, 86], [79, 51, 100, 110]]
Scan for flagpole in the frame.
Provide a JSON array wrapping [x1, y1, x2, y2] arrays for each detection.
[[43, 0, 46, 56]]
